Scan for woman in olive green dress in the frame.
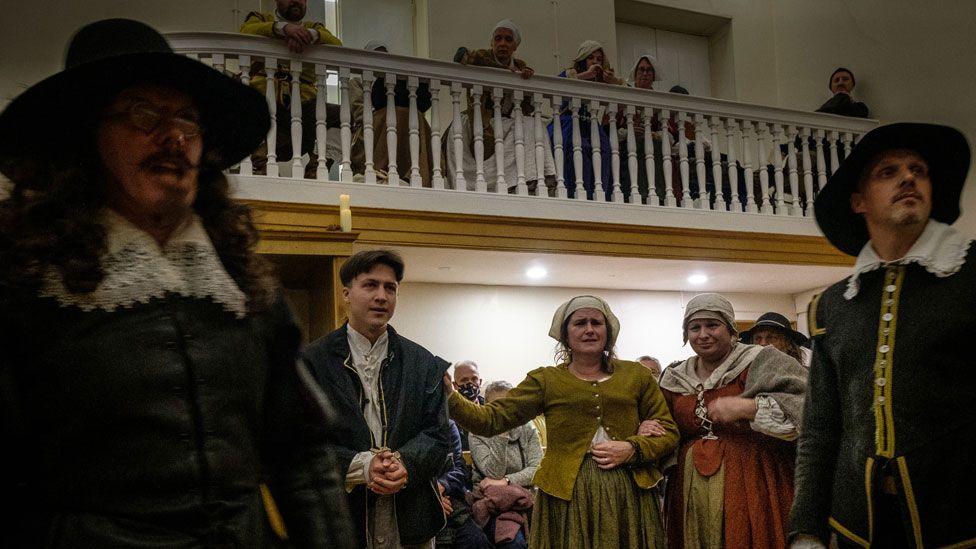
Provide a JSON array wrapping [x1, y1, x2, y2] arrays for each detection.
[[445, 295, 679, 548]]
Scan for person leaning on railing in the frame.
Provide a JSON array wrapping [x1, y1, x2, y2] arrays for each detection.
[[240, 0, 342, 177], [548, 40, 625, 201], [617, 54, 668, 205], [450, 19, 557, 196], [348, 41, 434, 186]]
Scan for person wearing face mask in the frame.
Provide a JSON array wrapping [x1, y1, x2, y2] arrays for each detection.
[[816, 67, 869, 118], [647, 293, 807, 549], [451, 360, 484, 451], [445, 296, 678, 548]]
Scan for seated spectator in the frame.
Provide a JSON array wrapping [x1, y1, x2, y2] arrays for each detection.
[[738, 312, 812, 367], [549, 40, 625, 200], [453, 359, 485, 451], [349, 41, 434, 185], [469, 382, 541, 549], [816, 67, 869, 118], [240, 0, 342, 177], [637, 355, 662, 378], [437, 419, 492, 549], [450, 20, 557, 195]]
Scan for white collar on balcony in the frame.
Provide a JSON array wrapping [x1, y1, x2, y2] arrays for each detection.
[[39, 208, 248, 318], [844, 219, 972, 299]]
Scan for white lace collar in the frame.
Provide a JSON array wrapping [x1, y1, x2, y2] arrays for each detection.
[[844, 220, 973, 299], [39, 209, 249, 318]]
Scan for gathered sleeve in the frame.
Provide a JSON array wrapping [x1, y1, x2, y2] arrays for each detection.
[[625, 375, 679, 463], [448, 368, 546, 437]]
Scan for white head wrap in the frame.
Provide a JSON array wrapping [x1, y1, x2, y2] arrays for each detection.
[[491, 19, 521, 48], [631, 54, 663, 86], [549, 295, 621, 347], [364, 40, 390, 52], [573, 40, 604, 64], [682, 293, 737, 343]]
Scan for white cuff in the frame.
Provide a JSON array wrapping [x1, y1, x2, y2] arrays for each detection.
[[273, 22, 286, 37], [750, 395, 798, 441], [790, 535, 827, 549], [345, 450, 374, 492]]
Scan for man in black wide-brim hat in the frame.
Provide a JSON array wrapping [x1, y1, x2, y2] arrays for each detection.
[[0, 19, 352, 547], [788, 122, 975, 548]]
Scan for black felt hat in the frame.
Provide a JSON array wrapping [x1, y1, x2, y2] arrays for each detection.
[[0, 18, 269, 174], [739, 312, 809, 347], [814, 123, 971, 256]]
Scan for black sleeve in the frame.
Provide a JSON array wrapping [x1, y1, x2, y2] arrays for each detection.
[[260, 297, 354, 549], [370, 77, 387, 110], [396, 356, 451, 489], [416, 82, 432, 113], [788, 298, 842, 544]]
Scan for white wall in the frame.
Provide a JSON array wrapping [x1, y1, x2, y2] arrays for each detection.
[[390, 281, 796, 386], [616, 22, 711, 94]]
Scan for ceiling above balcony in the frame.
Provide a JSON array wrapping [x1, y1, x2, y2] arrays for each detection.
[[360, 245, 850, 295]]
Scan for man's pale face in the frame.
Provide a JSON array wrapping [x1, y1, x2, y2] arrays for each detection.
[[830, 71, 854, 95], [852, 149, 933, 234], [492, 27, 517, 64], [634, 58, 655, 89], [343, 264, 398, 337], [638, 357, 661, 377], [750, 327, 788, 353], [97, 85, 202, 228], [454, 364, 481, 388], [276, 0, 307, 21]]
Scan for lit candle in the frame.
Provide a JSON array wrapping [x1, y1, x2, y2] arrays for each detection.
[[339, 194, 350, 210], [340, 208, 352, 232]]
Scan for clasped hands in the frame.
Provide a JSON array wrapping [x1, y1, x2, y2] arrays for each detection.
[[281, 23, 316, 53], [367, 448, 408, 495]]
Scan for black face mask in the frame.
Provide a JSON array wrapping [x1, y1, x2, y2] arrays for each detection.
[[458, 382, 480, 401]]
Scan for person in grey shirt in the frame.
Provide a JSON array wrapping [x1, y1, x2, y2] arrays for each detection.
[[468, 381, 543, 490]]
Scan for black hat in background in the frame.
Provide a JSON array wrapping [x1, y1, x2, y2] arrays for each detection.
[[740, 312, 810, 347]]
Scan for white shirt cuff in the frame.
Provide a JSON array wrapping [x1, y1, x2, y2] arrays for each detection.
[[345, 450, 374, 492], [750, 394, 798, 441]]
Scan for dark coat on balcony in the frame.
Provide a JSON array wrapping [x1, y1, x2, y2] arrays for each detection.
[[304, 324, 451, 547]]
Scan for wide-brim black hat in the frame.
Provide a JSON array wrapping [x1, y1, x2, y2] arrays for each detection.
[[0, 18, 270, 176], [814, 123, 970, 256], [740, 312, 809, 347]]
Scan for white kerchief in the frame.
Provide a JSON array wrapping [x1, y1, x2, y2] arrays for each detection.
[[39, 209, 248, 318], [659, 342, 763, 395], [844, 220, 972, 299]]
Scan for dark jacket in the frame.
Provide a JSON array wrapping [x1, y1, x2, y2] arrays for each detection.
[[303, 324, 451, 547], [0, 291, 352, 548], [816, 93, 870, 118], [439, 420, 471, 500], [790, 254, 976, 547]]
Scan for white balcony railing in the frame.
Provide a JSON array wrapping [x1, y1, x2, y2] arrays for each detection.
[[167, 32, 877, 232]]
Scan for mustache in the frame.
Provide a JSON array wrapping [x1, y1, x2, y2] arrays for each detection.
[[140, 151, 198, 172]]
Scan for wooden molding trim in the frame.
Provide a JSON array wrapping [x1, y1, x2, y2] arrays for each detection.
[[245, 200, 854, 266]]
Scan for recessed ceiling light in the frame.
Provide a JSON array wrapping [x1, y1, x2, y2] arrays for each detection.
[[526, 266, 548, 280], [688, 273, 708, 285]]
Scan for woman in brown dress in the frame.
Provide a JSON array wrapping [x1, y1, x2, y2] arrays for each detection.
[[650, 293, 808, 549]]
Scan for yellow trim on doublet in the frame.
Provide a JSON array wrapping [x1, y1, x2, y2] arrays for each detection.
[[873, 267, 903, 457], [829, 517, 870, 548], [864, 457, 874, 543], [942, 537, 976, 549], [808, 292, 826, 336], [896, 457, 924, 547]]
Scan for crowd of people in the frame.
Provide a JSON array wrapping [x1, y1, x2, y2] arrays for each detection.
[[0, 4, 972, 549], [235, 0, 870, 210]]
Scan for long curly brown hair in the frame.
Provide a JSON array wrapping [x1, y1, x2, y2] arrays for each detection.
[[0, 144, 276, 312]]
